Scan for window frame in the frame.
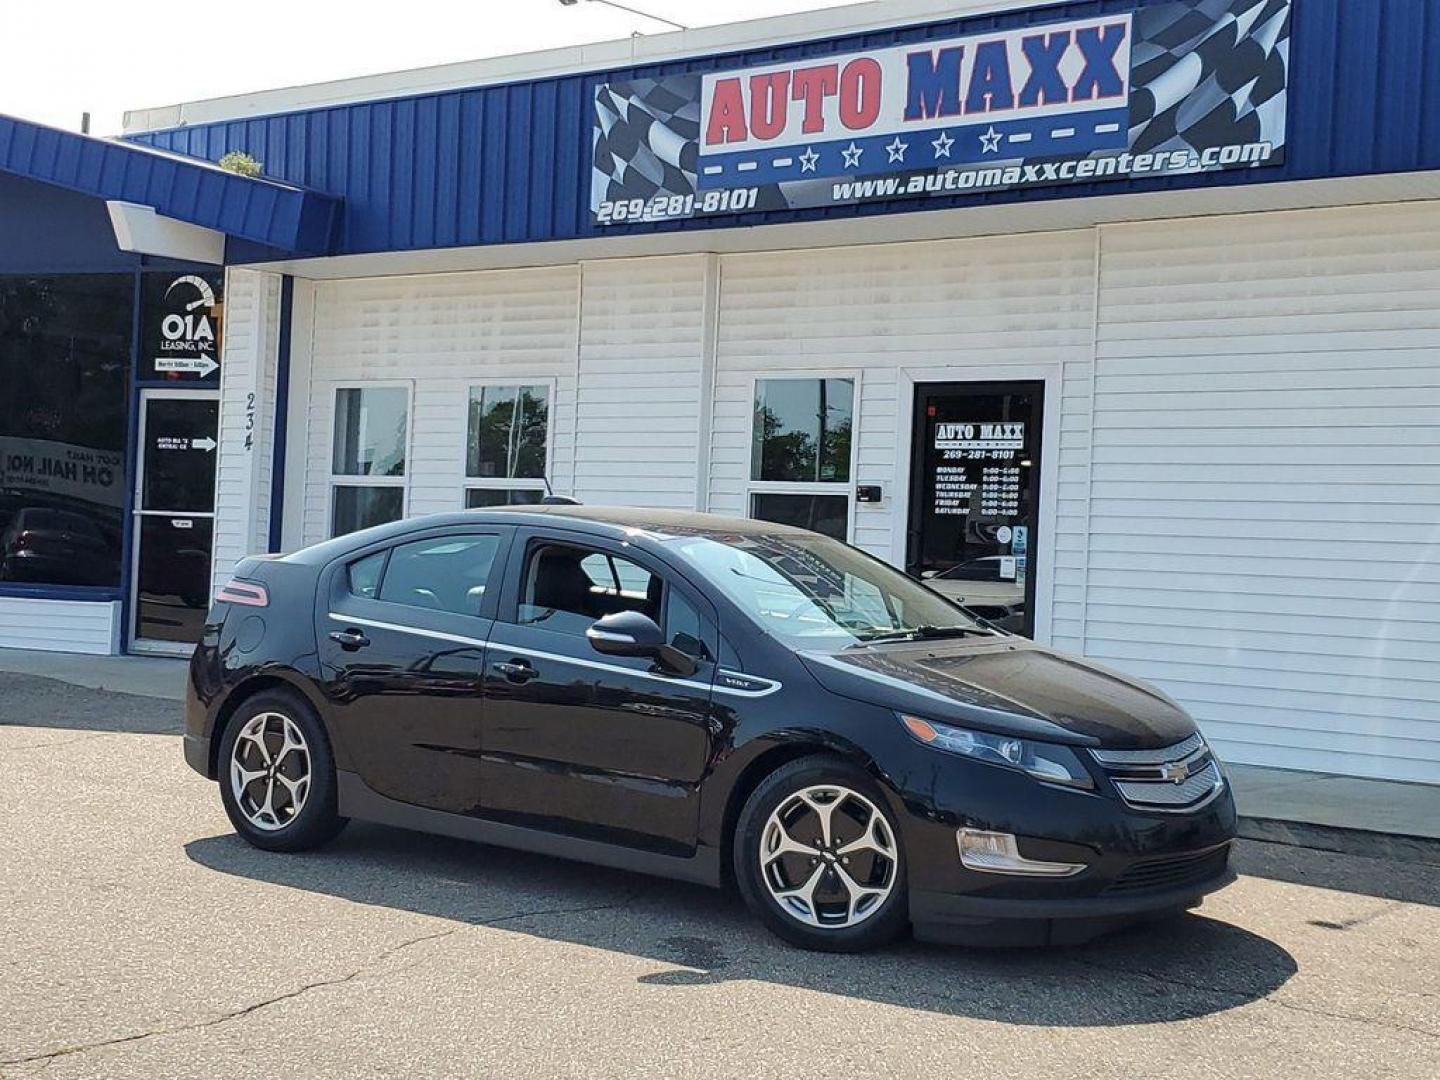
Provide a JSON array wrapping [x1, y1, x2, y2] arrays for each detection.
[[461, 377, 557, 509], [746, 371, 862, 543], [326, 380, 414, 538]]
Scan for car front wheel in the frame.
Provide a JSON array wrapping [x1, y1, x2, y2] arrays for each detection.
[[734, 755, 909, 952], [216, 689, 347, 852]]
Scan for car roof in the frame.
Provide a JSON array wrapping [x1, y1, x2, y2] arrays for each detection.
[[282, 505, 820, 565]]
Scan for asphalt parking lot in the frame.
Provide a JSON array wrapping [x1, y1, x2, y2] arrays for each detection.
[[1, 671, 1437, 1079]]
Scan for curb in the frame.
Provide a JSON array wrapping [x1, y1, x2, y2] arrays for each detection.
[[1238, 816, 1440, 867]]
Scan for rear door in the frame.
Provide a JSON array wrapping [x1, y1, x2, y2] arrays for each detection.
[[479, 529, 719, 855], [315, 526, 512, 814]]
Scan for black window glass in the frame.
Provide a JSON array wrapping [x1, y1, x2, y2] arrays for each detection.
[[465, 487, 545, 509], [750, 493, 850, 542], [0, 274, 133, 589], [348, 551, 387, 598], [520, 544, 660, 636], [378, 535, 501, 616], [468, 385, 548, 480], [332, 486, 404, 537], [333, 387, 408, 477], [666, 588, 708, 658], [752, 378, 854, 482], [142, 399, 220, 512]]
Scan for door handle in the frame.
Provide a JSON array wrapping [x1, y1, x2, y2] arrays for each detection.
[[493, 660, 539, 684], [329, 628, 371, 651]]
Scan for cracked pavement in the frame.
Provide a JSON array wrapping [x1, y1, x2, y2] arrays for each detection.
[[1, 672, 1438, 1079]]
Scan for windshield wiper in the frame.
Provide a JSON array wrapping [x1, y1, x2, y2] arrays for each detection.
[[848, 624, 994, 647]]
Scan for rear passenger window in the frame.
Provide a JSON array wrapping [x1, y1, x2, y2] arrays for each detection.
[[377, 534, 501, 616], [348, 551, 387, 598]]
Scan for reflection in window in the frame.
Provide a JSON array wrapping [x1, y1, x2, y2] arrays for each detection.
[[465, 384, 549, 508], [752, 378, 853, 483], [330, 387, 408, 537], [0, 274, 134, 589], [333, 387, 408, 477], [750, 493, 850, 543], [331, 485, 404, 537], [377, 535, 500, 616], [465, 488, 545, 509]]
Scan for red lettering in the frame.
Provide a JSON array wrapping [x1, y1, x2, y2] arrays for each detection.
[[839, 58, 882, 131], [791, 64, 839, 134], [705, 78, 748, 146], [748, 71, 791, 141]]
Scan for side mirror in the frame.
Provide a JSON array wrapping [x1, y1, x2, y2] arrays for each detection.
[[586, 610, 698, 677]]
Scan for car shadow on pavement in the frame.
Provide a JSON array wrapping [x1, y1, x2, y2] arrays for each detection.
[[186, 823, 1297, 1026]]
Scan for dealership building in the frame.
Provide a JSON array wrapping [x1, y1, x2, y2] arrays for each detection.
[[1, 0, 1437, 786]]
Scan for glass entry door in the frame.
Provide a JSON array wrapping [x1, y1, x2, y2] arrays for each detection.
[[130, 391, 219, 652], [907, 382, 1044, 638]]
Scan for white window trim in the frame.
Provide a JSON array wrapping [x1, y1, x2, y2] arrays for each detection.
[[746, 371, 863, 542], [326, 380, 414, 536], [461, 377, 558, 506]]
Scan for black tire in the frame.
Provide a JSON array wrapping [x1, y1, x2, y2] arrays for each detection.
[[734, 754, 909, 953], [216, 688, 347, 853]]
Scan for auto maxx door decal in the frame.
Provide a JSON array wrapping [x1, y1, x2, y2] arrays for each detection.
[[589, 0, 1291, 225]]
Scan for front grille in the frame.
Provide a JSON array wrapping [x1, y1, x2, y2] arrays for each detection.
[[1091, 733, 1205, 767], [1106, 846, 1231, 896], [1089, 735, 1224, 812], [1114, 760, 1224, 808]]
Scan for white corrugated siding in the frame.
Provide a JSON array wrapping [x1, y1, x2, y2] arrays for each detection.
[[0, 599, 120, 654], [573, 256, 713, 508], [211, 268, 281, 599], [708, 232, 1098, 646], [1085, 203, 1440, 783], [298, 266, 580, 545]]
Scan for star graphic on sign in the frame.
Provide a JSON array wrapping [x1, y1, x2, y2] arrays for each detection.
[[798, 147, 820, 173], [932, 131, 955, 158], [979, 126, 1004, 154], [885, 137, 909, 163], [841, 141, 864, 168]]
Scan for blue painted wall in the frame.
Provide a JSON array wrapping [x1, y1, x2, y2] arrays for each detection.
[[129, 0, 1440, 259]]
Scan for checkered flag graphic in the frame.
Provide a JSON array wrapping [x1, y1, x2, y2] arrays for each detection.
[[1129, 0, 1291, 156], [591, 77, 702, 210]]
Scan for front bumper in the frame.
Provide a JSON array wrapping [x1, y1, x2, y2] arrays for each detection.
[[911, 846, 1236, 946], [183, 733, 212, 778]]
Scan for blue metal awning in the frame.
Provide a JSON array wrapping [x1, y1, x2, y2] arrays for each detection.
[[0, 113, 340, 257]]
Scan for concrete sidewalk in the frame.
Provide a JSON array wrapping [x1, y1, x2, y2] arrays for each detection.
[[0, 648, 186, 702]]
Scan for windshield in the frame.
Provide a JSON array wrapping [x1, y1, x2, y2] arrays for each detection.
[[670, 531, 996, 649]]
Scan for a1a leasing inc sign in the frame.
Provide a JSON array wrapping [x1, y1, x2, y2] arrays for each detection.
[[591, 0, 1291, 224]]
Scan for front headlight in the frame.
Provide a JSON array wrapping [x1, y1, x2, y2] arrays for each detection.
[[898, 713, 1095, 791]]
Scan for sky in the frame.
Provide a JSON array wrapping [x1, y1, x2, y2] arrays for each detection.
[[0, 0, 860, 136]]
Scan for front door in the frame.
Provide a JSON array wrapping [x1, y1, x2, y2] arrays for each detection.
[[480, 531, 719, 856], [130, 391, 219, 652], [908, 382, 1045, 638]]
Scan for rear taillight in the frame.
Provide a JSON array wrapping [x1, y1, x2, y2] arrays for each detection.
[[215, 579, 269, 607], [13, 532, 30, 552]]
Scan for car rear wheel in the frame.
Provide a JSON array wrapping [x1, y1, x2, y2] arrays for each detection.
[[217, 689, 347, 852], [734, 755, 909, 952]]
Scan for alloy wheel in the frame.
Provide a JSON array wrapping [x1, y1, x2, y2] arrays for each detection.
[[229, 712, 311, 832], [759, 784, 898, 929]]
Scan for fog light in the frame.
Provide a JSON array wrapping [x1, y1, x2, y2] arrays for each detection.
[[957, 829, 1087, 877]]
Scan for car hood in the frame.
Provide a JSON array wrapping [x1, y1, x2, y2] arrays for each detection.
[[798, 638, 1195, 749]]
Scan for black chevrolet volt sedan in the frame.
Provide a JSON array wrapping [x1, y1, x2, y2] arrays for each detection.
[[186, 506, 1236, 951]]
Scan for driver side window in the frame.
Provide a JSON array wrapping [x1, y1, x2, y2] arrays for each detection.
[[520, 543, 661, 637]]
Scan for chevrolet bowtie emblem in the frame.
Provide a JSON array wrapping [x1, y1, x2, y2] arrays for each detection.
[[1160, 762, 1191, 784]]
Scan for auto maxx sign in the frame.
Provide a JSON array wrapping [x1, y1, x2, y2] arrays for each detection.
[[590, 0, 1291, 225]]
